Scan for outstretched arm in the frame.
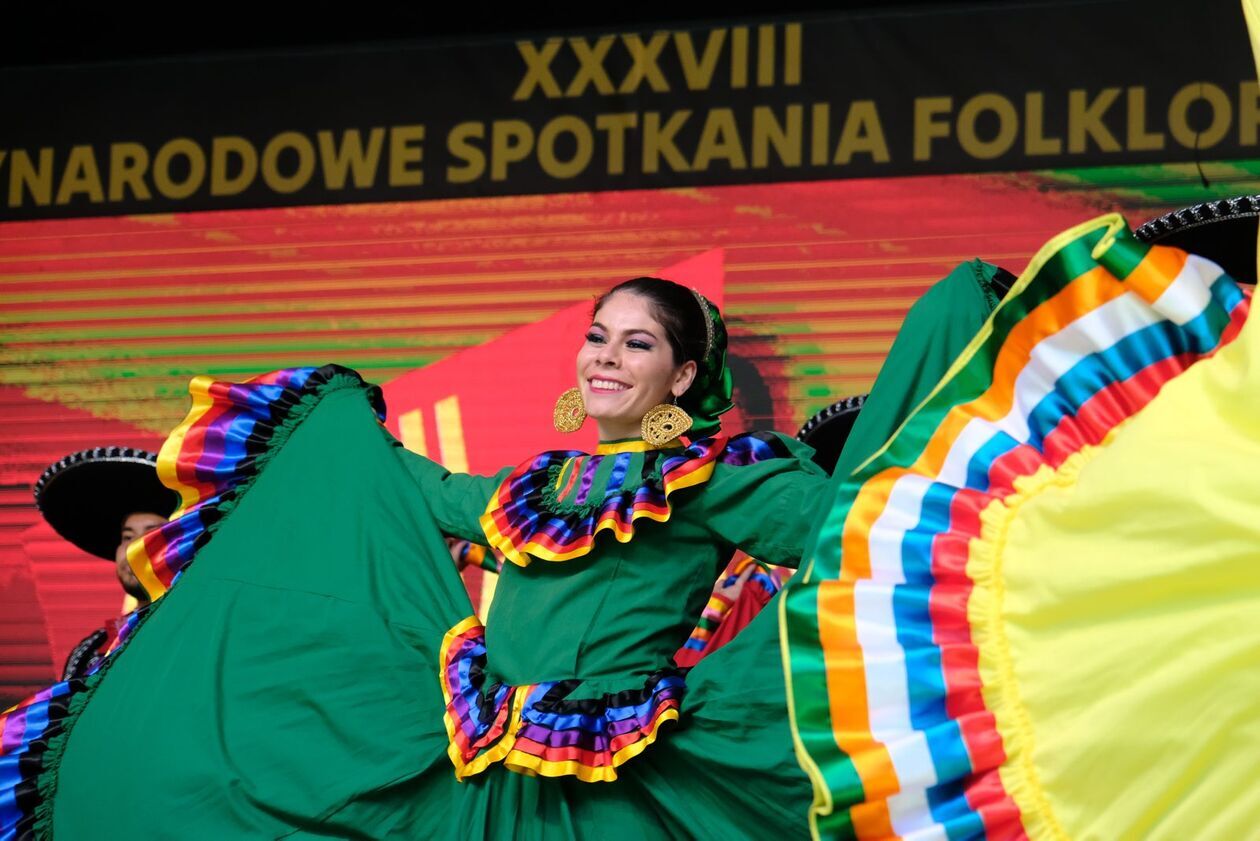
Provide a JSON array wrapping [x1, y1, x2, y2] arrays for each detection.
[[393, 445, 510, 543], [690, 432, 832, 568]]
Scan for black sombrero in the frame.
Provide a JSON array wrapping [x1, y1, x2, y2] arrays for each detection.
[[1135, 195, 1260, 284], [33, 446, 179, 560], [796, 394, 867, 475]]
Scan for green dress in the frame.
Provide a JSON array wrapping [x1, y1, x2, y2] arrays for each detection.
[[1, 263, 998, 840], [40, 371, 832, 840]]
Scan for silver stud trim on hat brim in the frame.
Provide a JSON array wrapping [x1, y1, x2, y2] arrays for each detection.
[[1134, 195, 1260, 243], [33, 446, 161, 510], [796, 394, 868, 441]]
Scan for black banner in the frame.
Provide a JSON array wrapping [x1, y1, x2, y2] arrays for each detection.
[[0, 0, 1253, 220]]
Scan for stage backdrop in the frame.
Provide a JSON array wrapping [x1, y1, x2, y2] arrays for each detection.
[[2, 0, 1259, 706]]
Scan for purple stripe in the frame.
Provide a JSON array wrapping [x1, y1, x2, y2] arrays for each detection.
[[573, 456, 599, 506], [445, 639, 484, 737], [516, 721, 614, 752], [0, 710, 28, 755], [536, 516, 583, 547], [0, 684, 61, 754]]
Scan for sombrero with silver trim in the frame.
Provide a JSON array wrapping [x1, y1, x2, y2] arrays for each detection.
[[1135, 195, 1260, 284], [795, 394, 866, 475], [33, 446, 178, 560]]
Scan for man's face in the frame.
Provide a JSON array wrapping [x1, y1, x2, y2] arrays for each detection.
[[115, 511, 167, 603]]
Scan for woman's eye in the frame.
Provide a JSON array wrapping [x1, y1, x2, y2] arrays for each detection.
[[585, 332, 605, 344], [627, 339, 653, 351]]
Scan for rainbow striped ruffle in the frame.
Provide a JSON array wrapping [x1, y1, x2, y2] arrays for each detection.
[[132, 366, 384, 600], [782, 217, 1250, 839], [453, 540, 503, 574], [0, 680, 81, 840], [0, 364, 381, 841], [675, 552, 788, 665], [481, 432, 793, 566], [440, 617, 686, 783]]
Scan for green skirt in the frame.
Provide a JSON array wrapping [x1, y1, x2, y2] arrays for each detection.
[[42, 370, 811, 840]]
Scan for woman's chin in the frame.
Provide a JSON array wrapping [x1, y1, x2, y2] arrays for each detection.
[[585, 395, 630, 418], [587, 412, 642, 440]]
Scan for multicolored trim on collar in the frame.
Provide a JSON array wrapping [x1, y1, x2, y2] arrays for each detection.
[[479, 432, 792, 566], [595, 438, 685, 454]]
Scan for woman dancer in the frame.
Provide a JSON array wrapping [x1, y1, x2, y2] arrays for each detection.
[[12, 277, 835, 840]]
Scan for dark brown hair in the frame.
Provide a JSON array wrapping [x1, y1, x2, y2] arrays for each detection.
[[592, 277, 710, 366]]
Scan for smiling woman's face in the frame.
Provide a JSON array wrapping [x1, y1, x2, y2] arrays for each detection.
[[576, 291, 697, 442]]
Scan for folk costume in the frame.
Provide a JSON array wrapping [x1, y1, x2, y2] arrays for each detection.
[[30, 447, 177, 681], [3, 297, 842, 840], [3, 213, 1258, 840]]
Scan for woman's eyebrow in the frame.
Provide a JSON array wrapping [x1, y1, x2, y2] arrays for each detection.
[[589, 322, 659, 340], [611, 326, 660, 339], [624, 328, 659, 339]]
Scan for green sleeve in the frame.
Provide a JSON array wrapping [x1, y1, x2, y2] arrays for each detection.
[[833, 259, 1011, 478], [687, 433, 831, 568], [393, 444, 511, 543]]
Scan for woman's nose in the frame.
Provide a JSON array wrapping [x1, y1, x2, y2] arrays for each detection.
[[596, 344, 619, 366]]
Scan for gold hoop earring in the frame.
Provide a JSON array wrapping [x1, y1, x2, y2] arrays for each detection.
[[641, 402, 692, 447], [553, 388, 587, 433]]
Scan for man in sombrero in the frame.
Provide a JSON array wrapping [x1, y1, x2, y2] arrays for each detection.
[[33, 446, 179, 681]]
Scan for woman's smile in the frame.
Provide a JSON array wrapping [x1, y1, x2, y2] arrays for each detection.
[[588, 377, 630, 393], [575, 290, 696, 441]]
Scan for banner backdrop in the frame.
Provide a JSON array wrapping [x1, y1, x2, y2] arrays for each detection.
[[2, 0, 1258, 708], [0, 0, 1255, 220]]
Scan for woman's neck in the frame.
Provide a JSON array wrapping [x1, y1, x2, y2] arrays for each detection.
[[595, 420, 641, 442]]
